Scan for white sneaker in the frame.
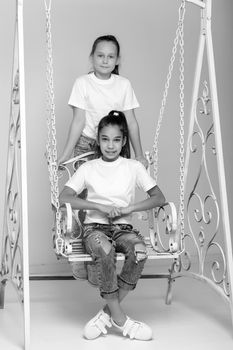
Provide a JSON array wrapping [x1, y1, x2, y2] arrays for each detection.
[[111, 316, 153, 340], [83, 309, 112, 340]]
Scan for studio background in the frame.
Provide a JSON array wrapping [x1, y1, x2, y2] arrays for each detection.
[[0, 0, 233, 275]]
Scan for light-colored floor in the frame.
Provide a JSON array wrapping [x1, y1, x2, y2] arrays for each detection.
[[0, 276, 233, 350]]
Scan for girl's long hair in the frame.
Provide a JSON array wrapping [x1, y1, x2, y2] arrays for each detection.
[[90, 35, 120, 75], [96, 110, 130, 158]]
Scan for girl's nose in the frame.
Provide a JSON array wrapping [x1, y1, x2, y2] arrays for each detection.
[[103, 56, 108, 64], [108, 141, 113, 148]]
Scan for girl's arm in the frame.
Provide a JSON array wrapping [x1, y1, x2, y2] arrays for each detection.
[[120, 185, 166, 216], [124, 109, 148, 167], [58, 107, 85, 165], [59, 186, 117, 216]]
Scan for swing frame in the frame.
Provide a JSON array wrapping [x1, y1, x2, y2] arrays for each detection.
[[45, 0, 185, 262], [1, 1, 233, 350]]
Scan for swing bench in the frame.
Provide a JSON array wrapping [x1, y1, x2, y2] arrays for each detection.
[[56, 151, 180, 263], [45, 0, 186, 267]]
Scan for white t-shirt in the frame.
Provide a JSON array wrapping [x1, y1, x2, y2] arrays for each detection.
[[65, 157, 156, 225], [68, 73, 139, 139]]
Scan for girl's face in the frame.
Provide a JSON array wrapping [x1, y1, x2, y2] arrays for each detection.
[[92, 41, 119, 79], [98, 124, 125, 162]]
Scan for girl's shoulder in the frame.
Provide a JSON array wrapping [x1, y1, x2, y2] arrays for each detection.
[[80, 157, 99, 169], [121, 157, 143, 169], [73, 74, 90, 84], [113, 74, 131, 85]]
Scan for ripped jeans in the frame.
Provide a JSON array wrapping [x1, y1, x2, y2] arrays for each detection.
[[83, 223, 148, 300]]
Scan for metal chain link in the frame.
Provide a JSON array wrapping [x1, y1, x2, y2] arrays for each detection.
[[178, 2, 185, 237], [152, 0, 186, 236], [44, 0, 64, 255]]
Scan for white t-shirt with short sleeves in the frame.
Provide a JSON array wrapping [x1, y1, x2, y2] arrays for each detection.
[[68, 73, 139, 139], [65, 157, 156, 225]]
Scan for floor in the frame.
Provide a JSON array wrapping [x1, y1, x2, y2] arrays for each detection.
[[0, 276, 233, 350]]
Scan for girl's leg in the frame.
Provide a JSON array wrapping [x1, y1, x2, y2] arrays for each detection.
[[115, 231, 147, 292], [105, 298, 127, 326], [83, 227, 119, 297], [103, 230, 146, 318], [83, 227, 128, 338], [103, 288, 129, 319]]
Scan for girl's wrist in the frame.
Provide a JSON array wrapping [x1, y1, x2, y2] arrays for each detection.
[[129, 204, 135, 213], [124, 205, 134, 215], [96, 203, 103, 211]]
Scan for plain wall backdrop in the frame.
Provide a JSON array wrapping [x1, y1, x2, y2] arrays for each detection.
[[0, 0, 233, 274]]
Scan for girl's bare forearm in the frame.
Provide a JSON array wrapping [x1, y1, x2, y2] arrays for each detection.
[[60, 193, 100, 211], [129, 195, 166, 213]]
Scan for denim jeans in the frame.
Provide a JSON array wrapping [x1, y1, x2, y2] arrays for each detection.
[[83, 223, 148, 300], [74, 133, 97, 167]]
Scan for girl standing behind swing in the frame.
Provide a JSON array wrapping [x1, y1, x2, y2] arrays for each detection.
[[59, 111, 166, 340], [58, 34, 147, 167]]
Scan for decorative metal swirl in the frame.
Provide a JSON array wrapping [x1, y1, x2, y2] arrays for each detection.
[[179, 81, 230, 297], [0, 64, 24, 303]]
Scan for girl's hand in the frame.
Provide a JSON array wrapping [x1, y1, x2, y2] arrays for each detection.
[[97, 204, 117, 216], [135, 155, 148, 168], [108, 207, 121, 219]]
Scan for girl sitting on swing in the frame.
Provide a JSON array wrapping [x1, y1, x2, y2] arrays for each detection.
[[59, 110, 166, 340]]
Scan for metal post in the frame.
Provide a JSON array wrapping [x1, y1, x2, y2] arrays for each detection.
[[0, 0, 30, 348], [17, 1, 30, 348], [205, 0, 233, 326]]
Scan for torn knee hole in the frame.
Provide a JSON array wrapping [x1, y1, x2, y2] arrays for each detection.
[[135, 244, 147, 262], [97, 237, 112, 255]]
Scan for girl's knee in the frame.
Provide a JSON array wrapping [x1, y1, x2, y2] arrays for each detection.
[[134, 242, 147, 262], [98, 236, 112, 255], [86, 233, 113, 257]]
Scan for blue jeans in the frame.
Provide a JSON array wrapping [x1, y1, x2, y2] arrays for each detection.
[[83, 223, 148, 300]]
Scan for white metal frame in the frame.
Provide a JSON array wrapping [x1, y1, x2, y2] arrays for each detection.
[[0, 0, 30, 349], [1, 1, 233, 349], [186, 0, 233, 297]]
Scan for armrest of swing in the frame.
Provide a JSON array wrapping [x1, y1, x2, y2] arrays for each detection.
[[142, 151, 180, 253], [58, 203, 82, 237], [148, 202, 180, 253], [59, 151, 96, 173], [62, 203, 73, 233]]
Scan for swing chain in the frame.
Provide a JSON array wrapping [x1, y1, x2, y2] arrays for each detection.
[[44, 0, 65, 255], [178, 1, 185, 237], [152, 0, 186, 236]]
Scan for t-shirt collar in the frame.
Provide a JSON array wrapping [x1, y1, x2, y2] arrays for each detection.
[[99, 156, 123, 166], [90, 72, 115, 85]]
